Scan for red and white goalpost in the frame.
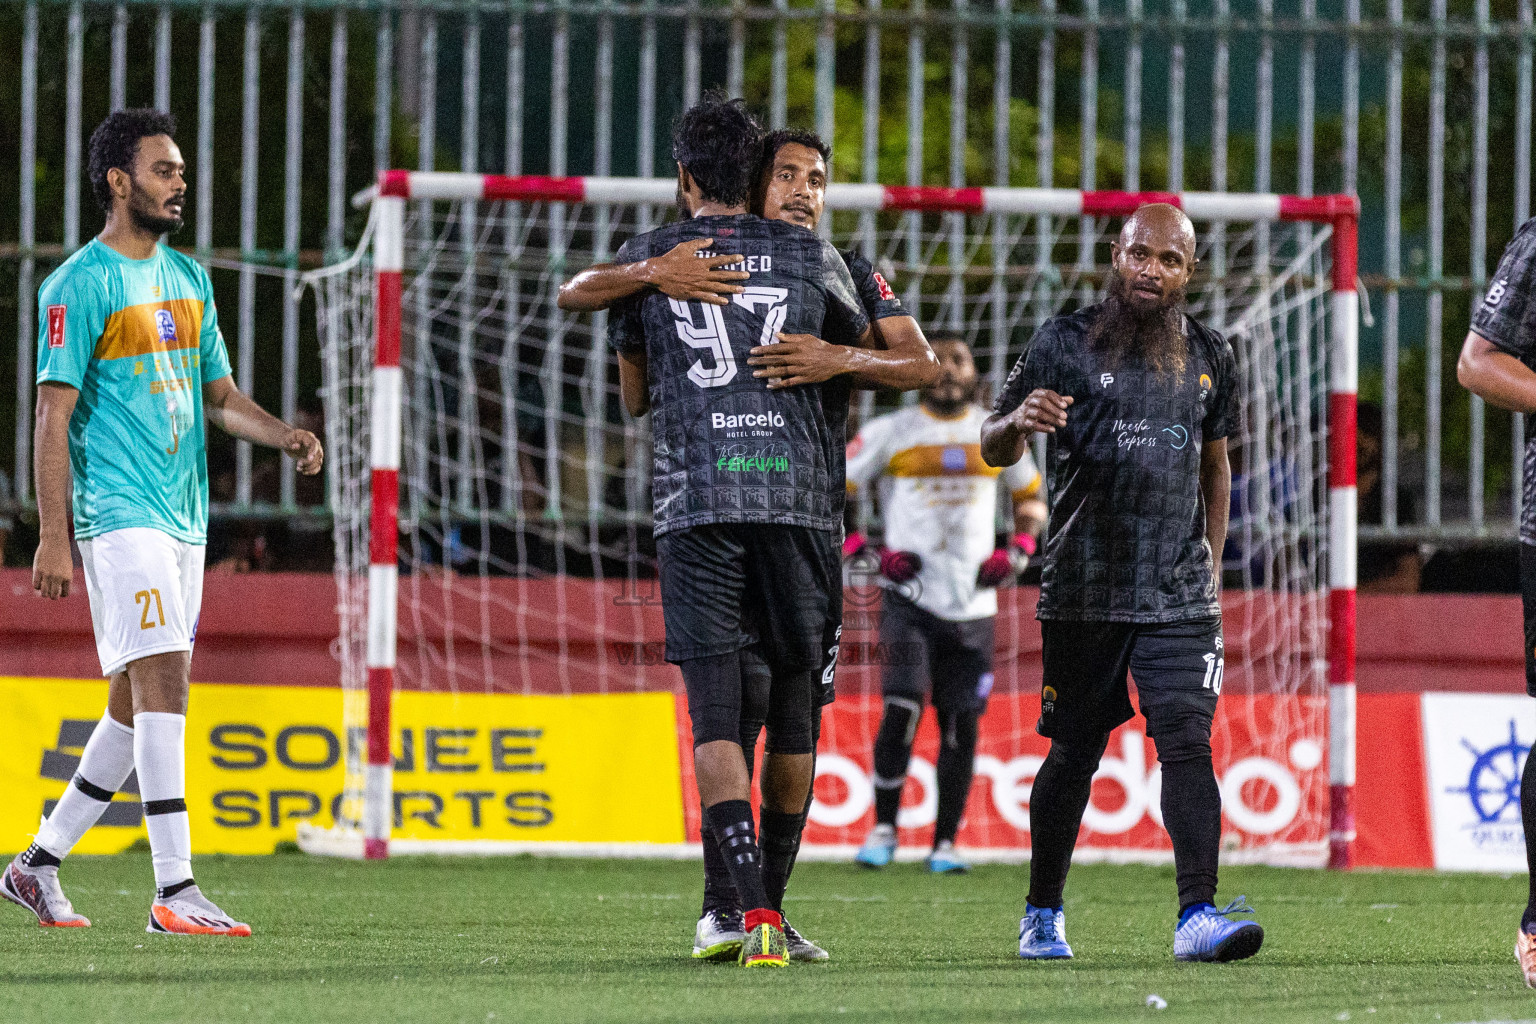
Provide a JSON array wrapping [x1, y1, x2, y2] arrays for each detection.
[[308, 173, 1357, 868]]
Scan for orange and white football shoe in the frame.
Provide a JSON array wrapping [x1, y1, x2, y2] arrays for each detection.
[[147, 884, 252, 937], [1, 859, 90, 927]]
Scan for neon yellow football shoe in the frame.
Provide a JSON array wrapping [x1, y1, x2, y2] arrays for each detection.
[[739, 910, 788, 968]]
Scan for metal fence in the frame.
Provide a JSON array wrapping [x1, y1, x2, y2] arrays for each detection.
[[2, 0, 1532, 542]]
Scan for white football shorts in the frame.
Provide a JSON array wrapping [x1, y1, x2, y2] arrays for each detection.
[[77, 527, 205, 677]]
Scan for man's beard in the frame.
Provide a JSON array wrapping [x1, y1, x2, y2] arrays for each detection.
[[128, 182, 183, 236], [1088, 272, 1189, 377], [922, 380, 978, 417]]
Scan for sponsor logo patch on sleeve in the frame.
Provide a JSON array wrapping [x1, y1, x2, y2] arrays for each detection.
[[46, 305, 66, 348], [872, 272, 896, 302]]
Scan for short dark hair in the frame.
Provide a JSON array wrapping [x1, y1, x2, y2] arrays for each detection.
[[88, 109, 178, 213], [671, 94, 762, 208], [758, 128, 832, 182]]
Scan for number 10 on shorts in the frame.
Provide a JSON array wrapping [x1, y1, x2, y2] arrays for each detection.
[[1201, 651, 1224, 694], [135, 588, 166, 630]]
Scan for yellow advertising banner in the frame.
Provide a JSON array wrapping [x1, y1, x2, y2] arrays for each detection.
[[0, 678, 685, 854]]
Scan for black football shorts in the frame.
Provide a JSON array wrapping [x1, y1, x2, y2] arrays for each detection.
[[1037, 616, 1223, 740], [1521, 542, 1536, 696], [878, 593, 996, 715], [656, 522, 838, 672]]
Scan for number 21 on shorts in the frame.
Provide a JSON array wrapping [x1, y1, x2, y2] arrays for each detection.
[[135, 588, 166, 630]]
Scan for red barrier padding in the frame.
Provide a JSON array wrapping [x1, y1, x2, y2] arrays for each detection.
[[1353, 692, 1434, 869]]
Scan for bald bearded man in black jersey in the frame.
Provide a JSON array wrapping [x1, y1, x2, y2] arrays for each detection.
[[983, 204, 1265, 965]]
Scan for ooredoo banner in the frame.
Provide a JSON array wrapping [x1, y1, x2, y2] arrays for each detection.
[[677, 693, 1331, 864]]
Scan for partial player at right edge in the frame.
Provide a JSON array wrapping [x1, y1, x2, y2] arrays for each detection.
[[981, 203, 1264, 964], [1455, 211, 1536, 988]]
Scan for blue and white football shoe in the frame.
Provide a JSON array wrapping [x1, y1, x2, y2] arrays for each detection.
[[1017, 903, 1073, 960], [854, 824, 897, 869], [926, 840, 970, 874], [1173, 896, 1264, 962]]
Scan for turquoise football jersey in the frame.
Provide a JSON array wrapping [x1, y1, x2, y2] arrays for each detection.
[[36, 239, 233, 544]]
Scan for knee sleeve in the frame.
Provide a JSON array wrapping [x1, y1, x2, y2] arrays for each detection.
[[872, 697, 923, 788], [738, 645, 772, 755], [681, 653, 743, 748], [764, 668, 817, 756], [1044, 731, 1112, 781], [936, 706, 979, 753], [1144, 704, 1214, 766]]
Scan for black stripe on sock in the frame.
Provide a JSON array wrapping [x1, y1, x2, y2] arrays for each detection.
[[143, 798, 187, 816], [72, 774, 116, 802], [156, 878, 196, 900], [20, 843, 61, 869]]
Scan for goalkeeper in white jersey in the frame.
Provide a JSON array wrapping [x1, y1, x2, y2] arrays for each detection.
[[846, 337, 1046, 873]]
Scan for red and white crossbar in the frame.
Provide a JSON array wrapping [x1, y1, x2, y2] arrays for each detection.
[[375, 170, 1358, 224], [364, 172, 1360, 868]]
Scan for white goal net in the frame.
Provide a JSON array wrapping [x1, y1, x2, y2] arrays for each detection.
[[305, 175, 1357, 866]]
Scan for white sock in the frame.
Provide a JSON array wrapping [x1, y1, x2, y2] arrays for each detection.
[[34, 712, 137, 861], [134, 712, 193, 893]]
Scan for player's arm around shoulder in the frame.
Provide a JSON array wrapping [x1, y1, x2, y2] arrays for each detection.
[[556, 238, 748, 312], [202, 376, 322, 476]]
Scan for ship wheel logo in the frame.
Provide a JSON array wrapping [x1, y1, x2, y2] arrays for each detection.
[[1446, 719, 1530, 825]]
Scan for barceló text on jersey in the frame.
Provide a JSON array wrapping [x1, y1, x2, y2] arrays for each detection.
[[695, 251, 773, 273], [713, 410, 785, 439]]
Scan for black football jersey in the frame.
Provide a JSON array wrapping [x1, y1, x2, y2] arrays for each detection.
[[994, 304, 1240, 623], [609, 215, 871, 536], [822, 248, 910, 515], [1472, 216, 1536, 544]]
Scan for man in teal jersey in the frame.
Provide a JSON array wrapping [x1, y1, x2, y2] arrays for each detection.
[[2, 111, 322, 937]]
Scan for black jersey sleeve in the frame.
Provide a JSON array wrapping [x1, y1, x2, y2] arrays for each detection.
[[994, 321, 1060, 416], [1473, 218, 1536, 361], [1202, 329, 1240, 442], [606, 238, 647, 354], [841, 248, 907, 321], [818, 239, 873, 345]]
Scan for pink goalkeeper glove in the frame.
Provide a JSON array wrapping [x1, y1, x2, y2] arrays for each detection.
[[879, 548, 923, 583], [976, 549, 1013, 588], [976, 534, 1038, 588], [842, 531, 869, 561]]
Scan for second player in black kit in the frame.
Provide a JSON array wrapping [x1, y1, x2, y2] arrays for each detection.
[[983, 203, 1265, 963], [605, 97, 870, 966], [1457, 213, 1536, 977]]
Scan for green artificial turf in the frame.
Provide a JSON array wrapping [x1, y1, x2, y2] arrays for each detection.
[[2, 852, 1535, 1023]]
